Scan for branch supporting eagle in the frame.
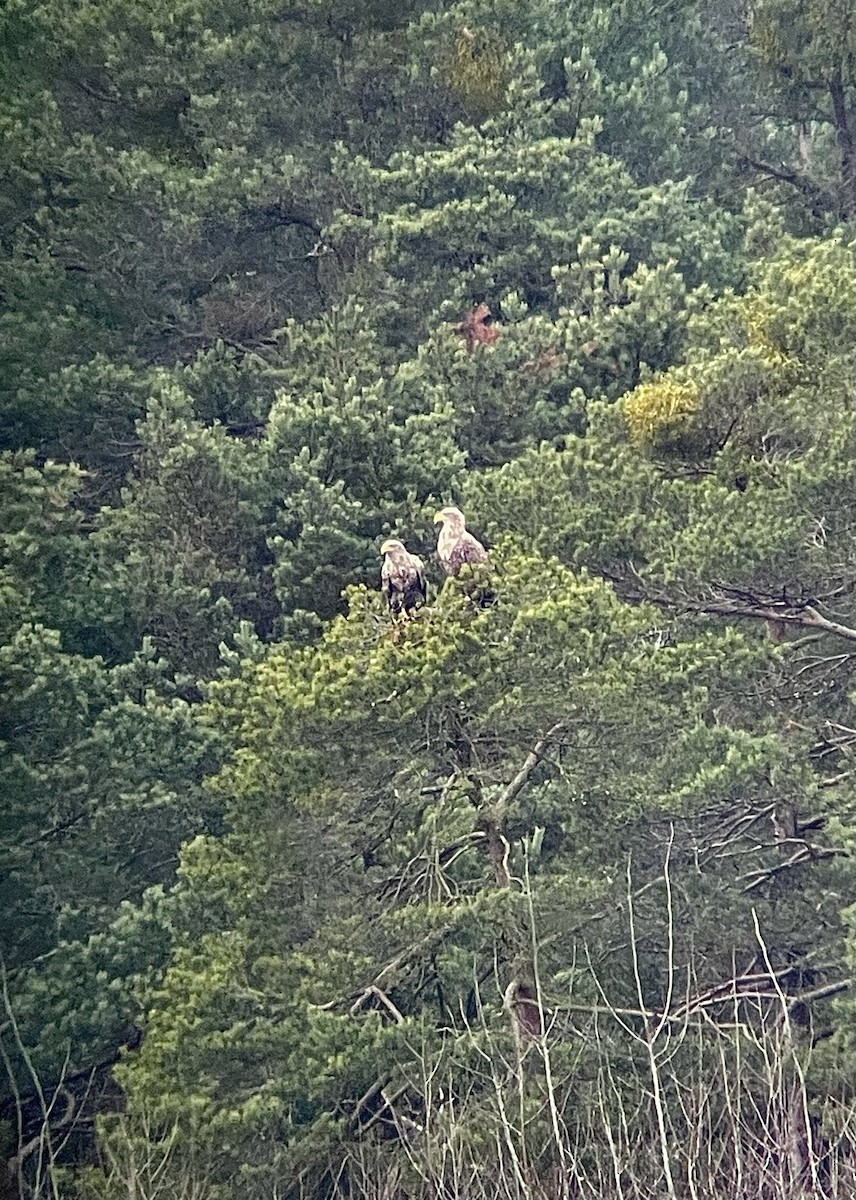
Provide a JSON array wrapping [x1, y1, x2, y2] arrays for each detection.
[[379, 507, 490, 618]]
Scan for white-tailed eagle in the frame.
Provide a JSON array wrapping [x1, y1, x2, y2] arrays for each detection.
[[380, 539, 427, 617], [433, 507, 489, 577]]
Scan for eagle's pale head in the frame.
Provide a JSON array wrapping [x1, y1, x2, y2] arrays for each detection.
[[380, 539, 405, 556], [433, 506, 466, 526]]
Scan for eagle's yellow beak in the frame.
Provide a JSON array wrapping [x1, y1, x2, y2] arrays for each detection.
[[433, 510, 445, 524], [379, 540, 394, 555]]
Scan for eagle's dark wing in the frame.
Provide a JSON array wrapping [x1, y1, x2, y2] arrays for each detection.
[[411, 555, 428, 608], [466, 522, 492, 552]]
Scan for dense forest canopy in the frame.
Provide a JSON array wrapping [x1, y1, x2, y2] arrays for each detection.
[[6, 0, 856, 1197]]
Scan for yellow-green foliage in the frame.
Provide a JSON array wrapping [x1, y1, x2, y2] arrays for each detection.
[[741, 300, 796, 365], [623, 345, 798, 458], [621, 240, 856, 457], [749, 12, 788, 69], [441, 27, 511, 121], [623, 375, 702, 452], [744, 237, 856, 364]]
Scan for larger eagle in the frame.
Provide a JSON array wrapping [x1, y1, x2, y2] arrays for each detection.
[[433, 506, 489, 576], [380, 539, 427, 617]]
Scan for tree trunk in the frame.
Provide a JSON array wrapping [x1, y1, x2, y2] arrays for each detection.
[[829, 66, 856, 218]]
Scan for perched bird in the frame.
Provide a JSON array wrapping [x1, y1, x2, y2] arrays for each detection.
[[433, 506, 489, 577], [380, 539, 427, 618]]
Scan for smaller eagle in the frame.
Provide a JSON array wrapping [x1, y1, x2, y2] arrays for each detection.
[[433, 506, 489, 576], [380, 539, 427, 618]]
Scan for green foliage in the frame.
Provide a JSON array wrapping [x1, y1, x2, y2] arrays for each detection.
[[92, 387, 277, 672], [7, 1, 856, 1196], [110, 552, 788, 1189], [0, 453, 94, 645], [0, 627, 222, 974], [745, 0, 856, 220], [263, 302, 464, 629]]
